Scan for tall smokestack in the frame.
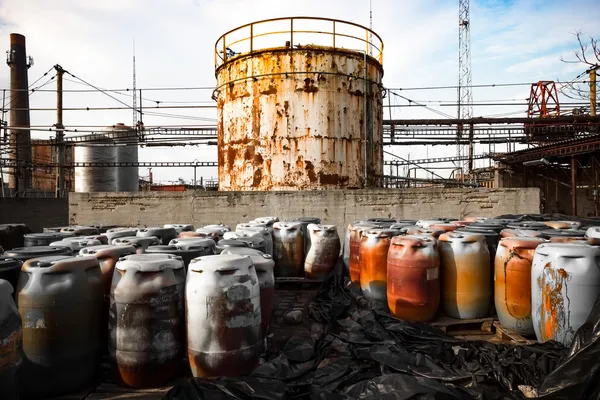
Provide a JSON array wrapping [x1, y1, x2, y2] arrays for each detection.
[[7, 33, 32, 192]]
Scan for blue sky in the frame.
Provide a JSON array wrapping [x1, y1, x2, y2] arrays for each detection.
[[0, 0, 598, 183]]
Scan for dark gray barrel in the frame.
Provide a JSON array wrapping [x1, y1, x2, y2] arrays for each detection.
[[3, 246, 72, 262], [24, 232, 74, 247]]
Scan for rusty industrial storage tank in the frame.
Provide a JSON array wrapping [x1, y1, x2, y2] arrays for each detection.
[[17, 255, 103, 397], [186, 254, 262, 377], [273, 221, 305, 277], [494, 237, 546, 335], [305, 224, 341, 279], [439, 232, 492, 319], [0, 278, 21, 400], [531, 243, 600, 346], [387, 236, 440, 322], [109, 253, 185, 388], [360, 229, 401, 301], [214, 17, 384, 190]]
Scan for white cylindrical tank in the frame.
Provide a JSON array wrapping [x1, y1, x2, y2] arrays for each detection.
[[214, 18, 384, 190], [531, 243, 600, 346], [186, 254, 262, 377]]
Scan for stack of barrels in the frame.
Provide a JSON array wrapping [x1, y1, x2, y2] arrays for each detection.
[[0, 217, 342, 398], [344, 217, 600, 348]]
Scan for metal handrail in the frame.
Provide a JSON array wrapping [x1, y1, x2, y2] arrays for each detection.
[[215, 17, 384, 69]]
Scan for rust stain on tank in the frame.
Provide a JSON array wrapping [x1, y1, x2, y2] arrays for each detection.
[[537, 262, 570, 342]]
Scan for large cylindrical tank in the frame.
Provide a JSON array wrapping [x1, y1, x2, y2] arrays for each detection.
[[359, 229, 401, 302], [109, 254, 186, 388], [494, 237, 546, 335], [439, 232, 491, 319], [214, 18, 384, 190], [0, 278, 21, 400], [387, 235, 440, 322], [17, 255, 103, 397], [305, 224, 341, 279], [74, 123, 139, 192], [273, 221, 304, 277], [186, 254, 262, 377], [531, 243, 600, 346]]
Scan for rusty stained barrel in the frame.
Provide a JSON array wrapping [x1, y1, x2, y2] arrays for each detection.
[[348, 223, 377, 283], [186, 254, 262, 377], [114, 236, 161, 254], [17, 255, 103, 397], [220, 248, 275, 337], [109, 254, 186, 388], [292, 217, 321, 256], [273, 221, 304, 277], [387, 236, 440, 322], [429, 223, 459, 233], [342, 221, 365, 273], [305, 224, 341, 280], [0, 279, 21, 400], [495, 237, 547, 335], [531, 243, 600, 346], [439, 232, 492, 319], [359, 229, 401, 302]]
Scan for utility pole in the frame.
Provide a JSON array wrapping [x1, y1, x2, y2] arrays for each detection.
[[55, 65, 65, 198], [590, 67, 597, 117]]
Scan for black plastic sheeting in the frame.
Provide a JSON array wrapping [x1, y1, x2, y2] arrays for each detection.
[[164, 263, 600, 400]]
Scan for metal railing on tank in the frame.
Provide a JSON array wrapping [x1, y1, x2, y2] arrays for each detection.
[[214, 17, 384, 69]]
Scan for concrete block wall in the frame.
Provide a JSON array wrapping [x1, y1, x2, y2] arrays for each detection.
[[0, 198, 69, 232], [69, 188, 540, 231]]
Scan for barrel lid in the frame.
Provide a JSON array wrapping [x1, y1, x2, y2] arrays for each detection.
[[506, 221, 548, 230], [51, 238, 102, 247], [114, 236, 160, 244], [535, 242, 600, 257], [236, 236, 266, 247], [456, 226, 500, 236], [468, 223, 505, 232], [189, 253, 252, 273], [391, 235, 436, 246], [439, 232, 487, 243], [307, 223, 337, 233], [164, 224, 194, 231], [499, 237, 547, 249], [170, 237, 216, 248], [350, 223, 377, 232], [295, 217, 321, 224], [366, 217, 397, 223], [216, 239, 249, 248], [253, 217, 279, 224], [106, 227, 138, 233], [586, 226, 600, 239], [79, 244, 136, 256], [137, 227, 177, 236], [116, 253, 184, 271], [364, 228, 401, 238], [274, 221, 303, 230], [145, 245, 208, 255], [23, 255, 98, 271], [24, 232, 74, 239], [220, 247, 265, 257], [60, 226, 100, 234], [203, 224, 231, 232], [544, 220, 581, 229], [3, 246, 72, 259], [540, 229, 586, 239], [0, 258, 22, 273], [223, 232, 242, 240], [416, 219, 448, 228]]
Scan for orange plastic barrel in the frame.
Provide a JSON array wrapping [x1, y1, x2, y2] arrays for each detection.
[[348, 223, 377, 283], [494, 237, 546, 334], [387, 236, 440, 321], [359, 229, 399, 301]]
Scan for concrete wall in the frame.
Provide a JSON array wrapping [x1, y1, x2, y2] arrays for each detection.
[[69, 188, 540, 230], [0, 198, 69, 232]]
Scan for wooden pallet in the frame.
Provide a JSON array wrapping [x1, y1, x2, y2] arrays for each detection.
[[430, 316, 496, 336], [493, 322, 538, 345]]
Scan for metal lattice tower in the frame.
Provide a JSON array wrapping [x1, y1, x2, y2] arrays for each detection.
[[457, 0, 473, 173], [132, 40, 137, 131]]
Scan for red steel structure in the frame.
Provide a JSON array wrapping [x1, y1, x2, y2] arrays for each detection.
[[527, 81, 560, 118]]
